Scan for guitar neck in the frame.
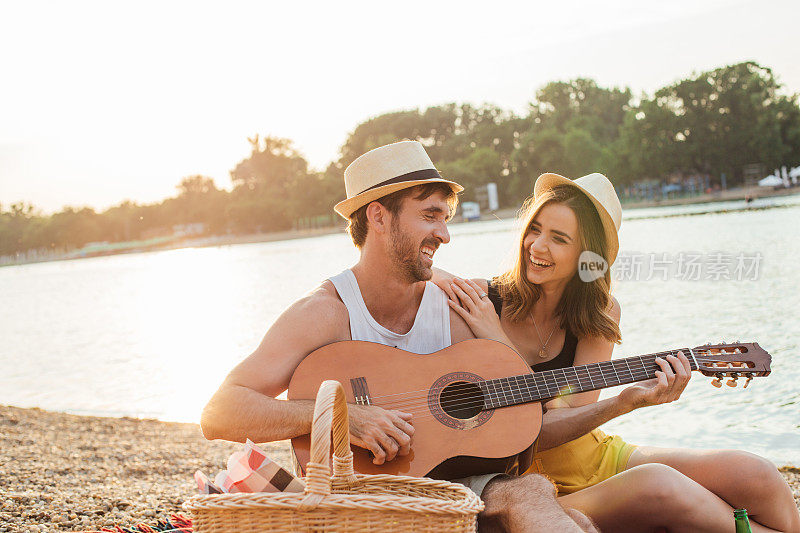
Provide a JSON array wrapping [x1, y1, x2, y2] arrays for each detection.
[[479, 348, 697, 409]]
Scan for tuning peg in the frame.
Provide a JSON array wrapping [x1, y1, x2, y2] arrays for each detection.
[[711, 377, 722, 388], [725, 374, 738, 387], [743, 376, 753, 389]]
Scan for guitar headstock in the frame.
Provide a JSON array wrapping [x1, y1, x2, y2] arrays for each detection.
[[690, 342, 772, 388]]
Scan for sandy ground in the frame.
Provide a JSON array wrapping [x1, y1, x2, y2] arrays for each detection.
[[0, 404, 797, 532]]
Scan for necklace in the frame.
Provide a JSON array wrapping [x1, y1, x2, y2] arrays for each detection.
[[532, 315, 558, 358]]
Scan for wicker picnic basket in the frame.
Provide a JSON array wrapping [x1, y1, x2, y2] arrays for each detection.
[[183, 380, 484, 532]]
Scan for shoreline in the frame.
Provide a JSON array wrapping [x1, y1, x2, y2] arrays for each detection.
[[0, 404, 798, 531], [618, 184, 799, 209], [3, 187, 799, 268]]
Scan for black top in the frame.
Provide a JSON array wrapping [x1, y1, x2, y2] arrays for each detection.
[[487, 281, 578, 372]]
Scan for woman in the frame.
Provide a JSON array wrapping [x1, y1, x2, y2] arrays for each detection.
[[435, 173, 799, 532]]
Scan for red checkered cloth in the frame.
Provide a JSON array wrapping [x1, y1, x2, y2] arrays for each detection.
[[195, 439, 304, 494], [97, 512, 192, 532]]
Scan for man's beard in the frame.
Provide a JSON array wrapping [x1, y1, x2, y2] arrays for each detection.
[[389, 220, 434, 283]]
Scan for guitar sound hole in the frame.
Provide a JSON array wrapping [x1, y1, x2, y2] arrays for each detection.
[[439, 381, 484, 420]]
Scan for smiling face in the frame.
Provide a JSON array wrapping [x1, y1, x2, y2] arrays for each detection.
[[388, 190, 452, 282], [522, 202, 582, 287], [495, 185, 618, 342]]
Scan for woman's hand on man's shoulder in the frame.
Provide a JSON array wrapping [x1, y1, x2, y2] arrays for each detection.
[[432, 268, 487, 301], [431, 267, 456, 295]]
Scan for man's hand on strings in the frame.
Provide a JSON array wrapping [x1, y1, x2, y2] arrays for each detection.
[[619, 351, 692, 411], [347, 404, 414, 465]]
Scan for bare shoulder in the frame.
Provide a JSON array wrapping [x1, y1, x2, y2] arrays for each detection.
[[226, 280, 351, 397], [449, 307, 476, 343], [291, 280, 349, 325], [271, 280, 351, 345], [573, 296, 620, 366]]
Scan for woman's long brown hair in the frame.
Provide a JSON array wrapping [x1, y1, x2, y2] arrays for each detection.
[[495, 185, 621, 344]]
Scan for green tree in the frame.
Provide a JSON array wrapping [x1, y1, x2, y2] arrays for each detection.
[[617, 62, 800, 185], [173, 175, 228, 233], [229, 136, 312, 232], [102, 201, 140, 242], [511, 79, 633, 197], [438, 147, 503, 202], [530, 79, 632, 145], [335, 103, 525, 207], [563, 128, 602, 177]]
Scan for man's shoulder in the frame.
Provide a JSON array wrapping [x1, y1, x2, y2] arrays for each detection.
[[289, 280, 348, 321], [422, 281, 476, 343], [264, 280, 350, 348], [449, 307, 476, 342]]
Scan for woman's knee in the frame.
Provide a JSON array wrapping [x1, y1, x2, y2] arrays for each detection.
[[623, 463, 696, 511], [730, 451, 777, 479], [713, 451, 781, 496]]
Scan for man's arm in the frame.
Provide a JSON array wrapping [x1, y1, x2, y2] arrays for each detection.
[[201, 282, 417, 465], [201, 283, 350, 443]]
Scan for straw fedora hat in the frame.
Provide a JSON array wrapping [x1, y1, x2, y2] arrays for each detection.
[[533, 172, 622, 265], [334, 140, 463, 219]]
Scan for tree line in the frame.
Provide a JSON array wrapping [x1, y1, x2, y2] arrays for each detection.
[[2, 61, 799, 258]]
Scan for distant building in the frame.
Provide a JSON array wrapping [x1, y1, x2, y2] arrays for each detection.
[[474, 183, 500, 212], [172, 223, 207, 237], [461, 202, 481, 222]]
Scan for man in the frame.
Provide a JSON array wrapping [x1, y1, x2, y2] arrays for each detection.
[[201, 141, 596, 532]]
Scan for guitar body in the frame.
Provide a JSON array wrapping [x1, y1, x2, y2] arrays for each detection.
[[288, 339, 541, 478]]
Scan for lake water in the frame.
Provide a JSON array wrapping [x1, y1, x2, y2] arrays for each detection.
[[1, 195, 799, 465]]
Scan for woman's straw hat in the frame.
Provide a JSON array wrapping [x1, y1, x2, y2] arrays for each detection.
[[334, 141, 463, 219], [533, 172, 622, 265]]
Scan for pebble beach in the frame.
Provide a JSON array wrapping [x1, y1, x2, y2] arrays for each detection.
[[1, 404, 798, 532], [0, 405, 283, 532]]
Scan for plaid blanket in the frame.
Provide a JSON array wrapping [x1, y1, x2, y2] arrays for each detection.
[[97, 513, 192, 532]]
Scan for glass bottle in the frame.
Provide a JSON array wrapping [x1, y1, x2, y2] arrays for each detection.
[[734, 508, 752, 533]]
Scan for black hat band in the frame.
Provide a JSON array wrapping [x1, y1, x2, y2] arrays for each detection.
[[360, 168, 443, 194]]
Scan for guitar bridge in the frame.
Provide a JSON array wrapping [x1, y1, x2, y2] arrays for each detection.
[[350, 377, 372, 405]]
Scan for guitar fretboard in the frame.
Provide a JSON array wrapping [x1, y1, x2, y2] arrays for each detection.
[[478, 349, 696, 409]]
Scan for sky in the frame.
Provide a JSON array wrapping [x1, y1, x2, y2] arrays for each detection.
[[1, 0, 798, 213]]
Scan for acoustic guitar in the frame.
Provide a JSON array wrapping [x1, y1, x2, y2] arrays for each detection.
[[287, 339, 771, 479]]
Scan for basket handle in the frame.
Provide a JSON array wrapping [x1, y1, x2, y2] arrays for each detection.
[[298, 380, 357, 510]]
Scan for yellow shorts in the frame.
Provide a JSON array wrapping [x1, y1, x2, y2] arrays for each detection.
[[525, 429, 637, 495]]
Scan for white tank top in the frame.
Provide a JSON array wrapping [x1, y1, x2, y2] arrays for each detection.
[[329, 269, 451, 354]]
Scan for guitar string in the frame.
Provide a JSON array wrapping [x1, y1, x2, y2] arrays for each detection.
[[378, 364, 680, 415], [375, 351, 750, 408], [366, 351, 734, 409], [397, 367, 759, 421], [372, 354, 751, 415], [377, 359, 755, 422], [373, 373, 712, 421], [376, 356, 746, 413], [382, 357, 753, 415], [370, 353, 684, 408], [361, 348, 735, 403]]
